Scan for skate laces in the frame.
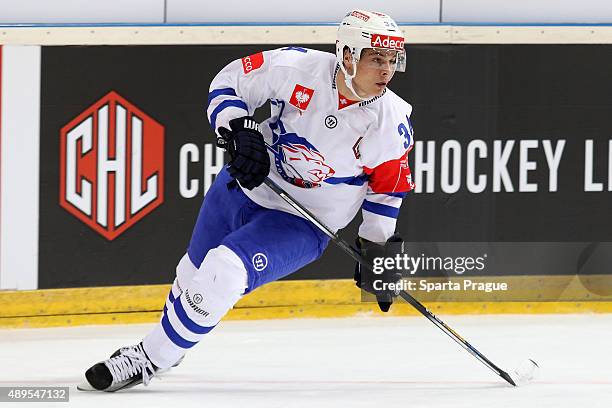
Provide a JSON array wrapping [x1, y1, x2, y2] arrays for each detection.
[[104, 344, 154, 386]]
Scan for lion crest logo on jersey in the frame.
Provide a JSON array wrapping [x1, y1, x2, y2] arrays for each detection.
[[289, 84, 315, 111], [269, 132, 335, 188]]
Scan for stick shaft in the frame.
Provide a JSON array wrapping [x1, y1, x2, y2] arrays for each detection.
[[263, 177, 516, 386]]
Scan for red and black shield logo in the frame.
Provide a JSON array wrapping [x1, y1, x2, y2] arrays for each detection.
[[59, 91, 165, 240]]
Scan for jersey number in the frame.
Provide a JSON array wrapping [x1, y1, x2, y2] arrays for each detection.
[[397, 115, 414, 149]]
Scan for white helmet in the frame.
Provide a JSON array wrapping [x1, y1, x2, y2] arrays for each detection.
[[336, 10, 406, 99]]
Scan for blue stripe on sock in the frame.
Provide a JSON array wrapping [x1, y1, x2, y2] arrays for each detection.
[[362, 200, 400, 218], [168, 290, 176, 303], [161, 313, 198, 349], [174, 297, 216, 335]]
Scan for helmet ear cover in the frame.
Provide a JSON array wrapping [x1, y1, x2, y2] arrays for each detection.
[[337, 43, 363, 100]]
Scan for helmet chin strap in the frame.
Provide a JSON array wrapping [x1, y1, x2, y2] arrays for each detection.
[[341, 57, 368, 101]]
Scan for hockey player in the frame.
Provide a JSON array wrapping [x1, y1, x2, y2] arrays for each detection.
[[79, 9, 415, 392]]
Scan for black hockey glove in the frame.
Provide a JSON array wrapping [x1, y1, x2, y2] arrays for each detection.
[[217, 116, 270, 190], [354, 234, 405, 312]]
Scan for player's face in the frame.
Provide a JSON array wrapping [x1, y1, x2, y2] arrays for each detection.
[[353, 49, 398, 97]]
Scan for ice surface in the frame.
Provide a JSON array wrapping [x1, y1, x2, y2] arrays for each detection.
[[0, 314, 610, 408]]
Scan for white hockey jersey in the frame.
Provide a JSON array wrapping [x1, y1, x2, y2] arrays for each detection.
[[206, 47, 415, 242]]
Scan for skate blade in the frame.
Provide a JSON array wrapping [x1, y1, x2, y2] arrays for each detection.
[[77, 378, 146, 393], [76, 381, 97, 392]]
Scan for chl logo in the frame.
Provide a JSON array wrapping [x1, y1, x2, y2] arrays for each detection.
[[59, 91, 165, 241]]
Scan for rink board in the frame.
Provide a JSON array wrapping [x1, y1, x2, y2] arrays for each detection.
[[1, 277, 611, 328], [0, 28, 610, 317], [29, 44, 612, 290]]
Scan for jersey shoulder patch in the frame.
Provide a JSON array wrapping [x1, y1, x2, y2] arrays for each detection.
[[241, 52, 265, 75]]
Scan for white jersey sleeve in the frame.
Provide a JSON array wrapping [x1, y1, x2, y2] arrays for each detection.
[[357, 93, 415, 243], [207, 50, 277, 135]]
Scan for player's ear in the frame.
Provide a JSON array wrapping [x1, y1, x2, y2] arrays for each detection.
[[342, 46, 354, 74]]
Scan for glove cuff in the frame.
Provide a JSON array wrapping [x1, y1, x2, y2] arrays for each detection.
[[228, 116, 261, 134], [216, 116, 262, 154]]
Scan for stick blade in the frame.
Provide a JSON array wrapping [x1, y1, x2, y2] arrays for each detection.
[[500, 370, 517, 386], [509, 359, 539, 386]]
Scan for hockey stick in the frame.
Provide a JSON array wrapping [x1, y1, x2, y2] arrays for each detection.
[[263, 177, 538, 387]]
